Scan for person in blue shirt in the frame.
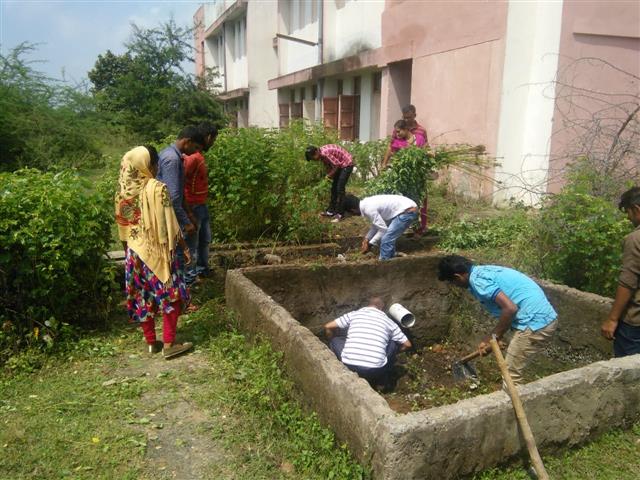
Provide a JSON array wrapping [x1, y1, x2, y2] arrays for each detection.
[[157, 126, 205, 285], [438, 255, 558, 385]]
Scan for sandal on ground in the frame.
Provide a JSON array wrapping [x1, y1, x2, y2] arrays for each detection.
[[163, 342, 193, 359]]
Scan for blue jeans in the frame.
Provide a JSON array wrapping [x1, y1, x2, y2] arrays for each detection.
[[379, 211, 418, 260], [185, 204, 211, 283]]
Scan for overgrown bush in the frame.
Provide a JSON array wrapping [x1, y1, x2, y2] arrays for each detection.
[[526, 192, 631, 296], [345, 138, 388, 182], [206, 121, 339, 242], [0, 169, 116, 363], [365, 144, 487, 203], [439, 207, 534, 251]]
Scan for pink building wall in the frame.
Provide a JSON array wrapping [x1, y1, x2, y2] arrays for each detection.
[[381, 1, 508, 198], [548, 1, 640, 193]]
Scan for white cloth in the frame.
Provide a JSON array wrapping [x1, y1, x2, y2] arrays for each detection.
[[360, 195, 417, 245], [335, 306, 408, 368]]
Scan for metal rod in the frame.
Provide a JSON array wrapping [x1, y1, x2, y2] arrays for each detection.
[[275, 33, 317, 47]]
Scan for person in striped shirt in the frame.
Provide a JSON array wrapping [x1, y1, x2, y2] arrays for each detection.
[[324, 297, 412, 387], [305, 144, 354, 222]]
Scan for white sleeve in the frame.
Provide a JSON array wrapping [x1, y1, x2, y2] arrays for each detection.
[[367, 211, 388, 245], [390, 324, 408, 344], [334, 312, 352, 329]]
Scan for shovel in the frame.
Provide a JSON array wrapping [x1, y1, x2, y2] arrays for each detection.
[[451, 349, 483, 382]]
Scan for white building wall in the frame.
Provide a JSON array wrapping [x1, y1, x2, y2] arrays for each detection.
[[225, 16, 248, 90], [494, 0, 563, 205], [326, 0, 384, 62], [278, 0, 320, 75], [246, 0, 279, 127], [203, 0, 236, 28]]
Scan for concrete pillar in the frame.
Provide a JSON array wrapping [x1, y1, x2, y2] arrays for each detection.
[[494, 0, 563, 205], [359, 72, 374, 141]]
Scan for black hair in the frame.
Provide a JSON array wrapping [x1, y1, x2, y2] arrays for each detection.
[[178, 125, 206, 146], [144, 145, 159, 168], [437, 255, 473, 281], [619, 187, 640, 211], [394, 119, 409, 129], [401, 104, 416, 115], [342, 194, 361, 214], [198, 122, 218, 140], [305, 145, 319, 161]]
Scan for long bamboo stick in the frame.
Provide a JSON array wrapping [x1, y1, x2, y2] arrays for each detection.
[[489, 335, 549, 480]]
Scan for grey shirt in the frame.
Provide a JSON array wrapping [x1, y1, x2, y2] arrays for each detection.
[[619, 225, 640, 326]]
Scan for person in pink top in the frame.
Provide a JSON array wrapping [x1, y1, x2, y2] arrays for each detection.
[[305, 144, 354, 222], [381, 105, 431, 234], [389, 119, 426, 154]]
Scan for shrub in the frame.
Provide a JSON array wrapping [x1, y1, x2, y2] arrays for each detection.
[[0, 169, 116, 362], [439, 207, 534, 251], [345, 138, 388, 182], [365, 146, 435, 203], [365, 144, 488, 204], [206, 121, 339, 242], [526, 192, 632, 297]]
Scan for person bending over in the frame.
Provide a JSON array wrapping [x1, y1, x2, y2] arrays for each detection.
[[305, 144, 354, 222], [324, 297, 412, 388], [343, 194, 418, 260], [437, 255, 558, 385]]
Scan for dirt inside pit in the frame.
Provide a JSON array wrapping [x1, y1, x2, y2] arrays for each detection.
[[243, 255, 611, 414]]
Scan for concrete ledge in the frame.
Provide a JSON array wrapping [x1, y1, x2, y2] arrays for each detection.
[[226, 270, 394, 459], [373, 356, 640, 479], [225, 257, 640, 479]]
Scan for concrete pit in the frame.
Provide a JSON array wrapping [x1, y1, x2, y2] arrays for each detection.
[[226, 254, 640, 479]]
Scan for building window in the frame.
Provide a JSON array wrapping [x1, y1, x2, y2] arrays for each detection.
[[290, 89, 296, 103], [337, 79, 343, 96], [288, 0, 318, 33], [312, 84, 318, 100], [354, 76, 361, 95], [231, 17, 246, 60], [300, 87, 306, 101], [212, 35, 225, 69]]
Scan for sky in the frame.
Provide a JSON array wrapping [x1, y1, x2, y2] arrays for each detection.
[[0, 0, 204, 83]]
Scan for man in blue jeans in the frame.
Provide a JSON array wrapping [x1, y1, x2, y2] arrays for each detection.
[[157, 126, 205, 284], [183, 123, 218, 284], [343, 194, 418, 260]]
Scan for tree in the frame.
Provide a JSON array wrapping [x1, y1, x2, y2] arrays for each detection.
[[0, 43, 101, 171], [88, 20, 224, 140]]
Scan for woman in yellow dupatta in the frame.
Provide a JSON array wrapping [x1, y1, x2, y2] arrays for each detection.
[[115, 146, 193, 359]]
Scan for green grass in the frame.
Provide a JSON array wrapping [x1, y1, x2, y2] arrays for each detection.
[[0, 288, 367, 479], [1, 275, 638, 479], [0, 327, 148, 479], [474, 423, 640, 479]]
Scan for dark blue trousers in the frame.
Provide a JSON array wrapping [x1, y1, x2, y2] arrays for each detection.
[[614, 320, 640, 357], [330, 336, 398, 383]]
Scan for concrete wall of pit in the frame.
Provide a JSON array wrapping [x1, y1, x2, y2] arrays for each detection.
[[225, 255, 639, 479]]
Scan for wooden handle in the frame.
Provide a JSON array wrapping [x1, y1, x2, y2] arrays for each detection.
[[458, 346, 491, 363], [490, 336, 549, 480], [458, 350, 482, 363]]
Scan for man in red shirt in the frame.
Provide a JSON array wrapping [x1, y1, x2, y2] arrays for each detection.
[[305, 144, 354, 222], [183, 123, 217, 284]]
